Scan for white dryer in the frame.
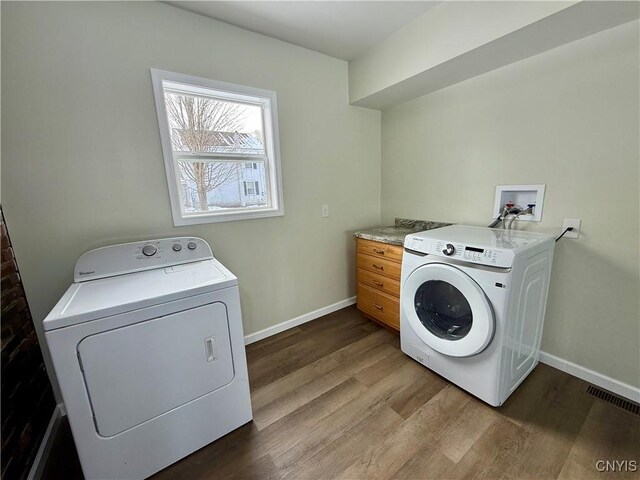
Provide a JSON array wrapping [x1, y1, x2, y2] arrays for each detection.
[[44, 237, 252, 479], [401, 225, 555, 406]]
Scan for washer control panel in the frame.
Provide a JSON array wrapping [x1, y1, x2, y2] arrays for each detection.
[[461, 246, 501, 265], [74, 237, 213, 282], [405, 235, 514, 268]]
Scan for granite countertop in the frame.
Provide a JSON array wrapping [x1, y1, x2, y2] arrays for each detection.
[[354, 218, 452, 246]]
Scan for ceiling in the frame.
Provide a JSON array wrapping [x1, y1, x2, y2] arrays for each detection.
[[164, 1, 440, 61]]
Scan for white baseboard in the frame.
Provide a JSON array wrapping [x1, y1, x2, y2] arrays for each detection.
[[241, 301, 640, 404], [244, 297, 357, 345], [27, 403, 64, 480], [539, 351, 640, 404]]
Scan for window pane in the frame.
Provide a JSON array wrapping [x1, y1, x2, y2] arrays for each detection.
[[164, 92, 264, 156], [177, 161, 268, 213], [152, 70, 283, 224]]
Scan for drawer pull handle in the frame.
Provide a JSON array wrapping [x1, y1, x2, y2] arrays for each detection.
[[373, 249, 385, 255], [373, 264, 383, 270], [373, 280, 384, 287], [373, 303, 384, 310]]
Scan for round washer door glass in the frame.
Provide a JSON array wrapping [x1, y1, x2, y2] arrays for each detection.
[[402, 263, 494, 357], [415, 281, 473, 340]]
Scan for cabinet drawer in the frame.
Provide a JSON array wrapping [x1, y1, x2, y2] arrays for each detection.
[[357, 238, 403, 263], [356, 252, 401, 280], [357, 283, 399, 330], [357, 268, 400, 297]]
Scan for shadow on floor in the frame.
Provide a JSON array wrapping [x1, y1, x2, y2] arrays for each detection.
[[42, 417, 83, 480]]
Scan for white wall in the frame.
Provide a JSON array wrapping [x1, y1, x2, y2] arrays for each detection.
[[3, 1, 637, 400], [348, 1, 576, 104], [381, 21, 640, 387], [1, 1, 381, 399]]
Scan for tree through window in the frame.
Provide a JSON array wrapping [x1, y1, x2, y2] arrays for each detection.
[[151, 69, 284, 225]]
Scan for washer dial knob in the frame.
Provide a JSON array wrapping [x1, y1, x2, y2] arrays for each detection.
[[172, 243, 182, 252], [142, 244, 157, 257], [442, 243, 455, 256], [187, 241, 197, 250]]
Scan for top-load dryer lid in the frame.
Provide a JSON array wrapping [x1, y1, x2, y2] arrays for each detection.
[[43, 238, 237, 331]]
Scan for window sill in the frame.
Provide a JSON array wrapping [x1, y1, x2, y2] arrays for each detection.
[[172, 207, 284, 226]]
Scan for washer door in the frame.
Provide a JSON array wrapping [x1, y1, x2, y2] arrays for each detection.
[[402, 263, 494, 357]]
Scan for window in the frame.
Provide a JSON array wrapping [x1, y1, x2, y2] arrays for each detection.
[[151, 69, 284, 225]]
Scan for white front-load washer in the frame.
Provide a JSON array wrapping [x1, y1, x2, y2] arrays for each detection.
[[43, 237, 252, 479], [401, 225, 555, 406]]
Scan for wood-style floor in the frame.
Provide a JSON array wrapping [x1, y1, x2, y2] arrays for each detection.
[[44, 305, 639, 479], [150, 306, 639, 480]]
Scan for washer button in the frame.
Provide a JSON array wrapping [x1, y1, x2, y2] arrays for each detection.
[[172, 243, 182, 252], [187, 241, 197, 250], [142, 244, 157, 257]]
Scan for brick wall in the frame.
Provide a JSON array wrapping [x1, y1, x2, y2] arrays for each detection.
[[1, 208, 56, 480]]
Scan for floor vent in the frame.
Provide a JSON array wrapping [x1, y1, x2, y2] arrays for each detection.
[[586, 385, 640, 416]]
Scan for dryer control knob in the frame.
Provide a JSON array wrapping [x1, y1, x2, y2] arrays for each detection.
[[442, 243, 455, 256], [142, 244, 157, 257]]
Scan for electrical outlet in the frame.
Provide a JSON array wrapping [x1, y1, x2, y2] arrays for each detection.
[[321, 204, 329, 218], [562, 218, 581, 239]]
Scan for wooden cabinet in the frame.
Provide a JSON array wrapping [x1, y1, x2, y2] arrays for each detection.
[[356, 238, 403, 331]]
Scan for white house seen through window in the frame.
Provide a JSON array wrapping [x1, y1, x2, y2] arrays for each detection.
[[244, 181, 260, 196], [151, 69, 284, 225]]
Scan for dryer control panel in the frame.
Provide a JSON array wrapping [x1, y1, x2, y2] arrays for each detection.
[[74, 237, 213, 282], [404, 235, 514, 268]]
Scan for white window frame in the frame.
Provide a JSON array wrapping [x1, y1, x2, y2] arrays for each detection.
[[150, 69, 284, 226]]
